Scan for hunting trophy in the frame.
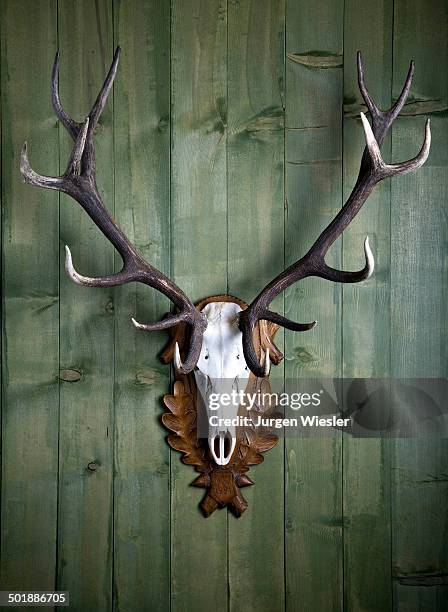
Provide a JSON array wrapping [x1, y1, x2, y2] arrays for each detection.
[[21, 47, 430, 516]]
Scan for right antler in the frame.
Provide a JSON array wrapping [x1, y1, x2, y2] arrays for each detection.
[[20, 47, 206, 374], [239, 52, 431, 377]]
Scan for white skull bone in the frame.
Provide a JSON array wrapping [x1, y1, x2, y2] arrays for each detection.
[[193, 301, 249, 465]]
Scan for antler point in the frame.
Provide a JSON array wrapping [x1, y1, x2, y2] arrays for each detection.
[[20, 141, 29, 160], [64, 245, 83, 285], [64, 244, 73, 265], [20, 142, 33, 181], [174, 342, 183, 372], [360, 111, 373, 138], [131, 317, 141, 329]]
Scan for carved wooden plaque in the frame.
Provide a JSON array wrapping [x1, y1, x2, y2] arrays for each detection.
[[161, 295, 282, 517]]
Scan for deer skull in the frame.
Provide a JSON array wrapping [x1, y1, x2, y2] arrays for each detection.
[[21, 47, 431, 480], [193, 302, 250, 465]]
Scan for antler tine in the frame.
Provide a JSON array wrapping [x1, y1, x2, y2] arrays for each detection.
[[316, 236, 374, 283], [82, 46, 121, 178], [361, 112, 431, 179], [88, 46, 121, 128], [131, 313, 189, 331], [357, 51, 381, 120], [21, 47, 207, 375], [389, 60, 414, 120], [357, 51, 414, 146], [66, 118, 90, 175], [65, 244, 130, 287], [51, 51, 81, 139], [20, 142, 63, 190], [258, 309, 316, 332], [51, 46, 121, 178], [240, 52, 431, 377], [21, 118, 90, 189], [173, 317, 208, 374]]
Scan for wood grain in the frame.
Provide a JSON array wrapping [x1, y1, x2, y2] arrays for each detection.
[[170, 1, 228, 610], [113, 1, 171, 610], [391, 1, 448, 610], [56, 2, 114, 610], [227, 0, 285, 609], [0, 1, 59, 603], [285, 1, 344, 610], [342, 1, 394, 610]]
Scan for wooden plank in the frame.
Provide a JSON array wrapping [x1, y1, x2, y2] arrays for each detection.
[[0, 0, 59, 598], [170, 1, 228, 610], [56, 2, 114, 610], [113, 1, 171, 610], [391, 1, 448, 609], [342, 1, 394, 610], [227, 1, 285, 610], [284, 1, 344, 610]]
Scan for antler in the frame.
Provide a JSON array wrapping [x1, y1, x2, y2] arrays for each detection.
[[239, 51, 431, 377], [20, 47, 206, 374]]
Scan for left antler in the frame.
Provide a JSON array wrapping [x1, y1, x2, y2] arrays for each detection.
[[239, 52, 431, 377], [20, 47, 206, 374]]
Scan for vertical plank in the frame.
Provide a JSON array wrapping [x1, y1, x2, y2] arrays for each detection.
[[284, 0, 344, 609], [170, 1, 228, 610], [391, 0, 448, 609], [113, 1, 171, 610], [0, 0, 59, 597], [342, 1, 394, 610], [57, 2, 114, 610], [0, 12, 2, 597], [227, 1, 285, 610]]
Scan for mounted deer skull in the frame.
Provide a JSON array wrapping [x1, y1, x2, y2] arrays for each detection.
[[194, 301, 250, 466], [21, 47, 430, 515]]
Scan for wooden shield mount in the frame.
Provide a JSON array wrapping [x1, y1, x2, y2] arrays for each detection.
[[160, 295, 282, 517]]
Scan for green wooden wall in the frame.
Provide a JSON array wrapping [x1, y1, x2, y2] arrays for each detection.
[[1, 1, 447, 611]]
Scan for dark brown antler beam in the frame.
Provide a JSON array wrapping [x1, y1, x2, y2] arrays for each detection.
[[239, 51, 431, 377], [20, 46, 207, 374]]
